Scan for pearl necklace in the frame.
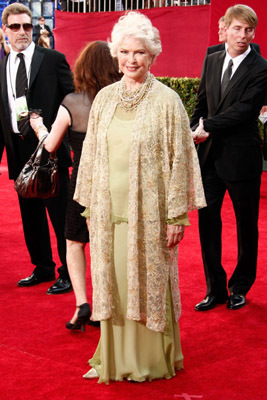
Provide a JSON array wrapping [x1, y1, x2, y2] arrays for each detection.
[[118, 72, 154, 112]]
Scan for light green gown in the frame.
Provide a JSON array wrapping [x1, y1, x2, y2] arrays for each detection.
[[88, 107, 184, 384]]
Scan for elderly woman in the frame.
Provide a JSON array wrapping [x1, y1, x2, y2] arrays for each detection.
[[74, 12, 206, 383]]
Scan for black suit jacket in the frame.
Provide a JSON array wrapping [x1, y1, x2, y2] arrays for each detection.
[[34, 24, 53, 44], [191, 48, 267, 182], [205, 43, 267, 107], [0, 89, 5, 163], [0, 45, 74, 179]]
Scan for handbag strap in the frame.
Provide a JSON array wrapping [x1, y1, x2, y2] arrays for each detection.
[[30, 134, 58, 166], [29, 135, 48, 164]]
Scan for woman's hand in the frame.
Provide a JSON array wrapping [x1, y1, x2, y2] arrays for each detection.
[[166, 225, 185, 248], [86, 218, 90, 231], [30, 115, 47, 139], [192, 117, 209, 145], [30, 115, 44, 130]]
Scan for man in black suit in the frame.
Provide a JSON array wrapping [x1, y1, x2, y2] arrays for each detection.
[[206, 15, 266, 115], [206, 16, 265, 112], [33, 16, 53, 47], [0, 3, 74, 294], [191, 4, 267, 311]]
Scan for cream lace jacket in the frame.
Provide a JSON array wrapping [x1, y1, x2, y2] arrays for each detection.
[[74, 78, 206, 332]]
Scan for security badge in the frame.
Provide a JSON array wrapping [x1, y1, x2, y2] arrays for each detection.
[[15, 95, 29, 121]]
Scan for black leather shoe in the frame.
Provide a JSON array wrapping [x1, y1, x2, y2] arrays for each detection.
[[47, 277, 72, 295], [17, 272, 55, 287], [195, 295, 228, 311], [227, 293, 246, 310]]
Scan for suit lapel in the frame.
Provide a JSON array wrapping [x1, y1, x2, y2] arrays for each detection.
[[213, 51, 225, 107], [0, 55, 11, 118], [29, 47, 44, 88], [198, 52, 226, 166]]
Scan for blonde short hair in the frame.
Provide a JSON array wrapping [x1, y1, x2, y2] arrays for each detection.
[[108, 12, 162, 64], [224, 4, 258, 29]]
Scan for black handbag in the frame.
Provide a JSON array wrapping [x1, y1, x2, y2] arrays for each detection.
[[14, 135, 60, 199]]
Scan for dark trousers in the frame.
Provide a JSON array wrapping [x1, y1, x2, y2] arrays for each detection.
[[198, 157, 261, 298], [17, 168, 70, 280]]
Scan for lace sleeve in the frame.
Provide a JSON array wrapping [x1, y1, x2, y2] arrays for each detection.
[[61, 92, 91, 133]]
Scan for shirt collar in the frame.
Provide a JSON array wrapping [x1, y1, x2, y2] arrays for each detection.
[[10, 41, 35, 63], [225, 45, 251, 64]]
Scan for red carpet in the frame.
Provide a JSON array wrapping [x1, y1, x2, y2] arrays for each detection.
[[0, 149, 266, 400]]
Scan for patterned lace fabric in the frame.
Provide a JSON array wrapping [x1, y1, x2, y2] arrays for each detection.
[[74, 77, 206, 332]]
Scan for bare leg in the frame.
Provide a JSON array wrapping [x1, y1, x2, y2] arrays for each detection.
[[66, 239, 87, 324]]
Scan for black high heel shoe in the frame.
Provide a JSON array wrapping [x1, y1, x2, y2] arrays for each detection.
[[66, 303, 91, 332]]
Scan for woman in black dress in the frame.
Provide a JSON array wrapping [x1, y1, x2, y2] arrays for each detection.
[[30, 41, 121, 330]]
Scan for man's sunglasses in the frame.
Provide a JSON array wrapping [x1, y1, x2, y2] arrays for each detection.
[[5, 23, 33, 32]]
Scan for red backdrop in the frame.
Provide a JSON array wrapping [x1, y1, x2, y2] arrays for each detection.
[[54, 1, 267, 77], [54, 6, 210, 77]]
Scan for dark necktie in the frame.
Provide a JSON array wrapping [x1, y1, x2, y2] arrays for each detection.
[[16, 53, 28, 97], [221, 59, 233, 98], [16, 53, 30, 137]]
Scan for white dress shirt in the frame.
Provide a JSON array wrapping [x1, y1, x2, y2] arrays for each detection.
[[6, 41, 35, 133], [221, 45, 251, 82]]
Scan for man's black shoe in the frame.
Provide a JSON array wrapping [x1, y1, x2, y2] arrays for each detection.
[[195, 295, 228, 311], [47, 277, 72, 295], [17, 272, 55, 287], [227, 293, 246, 310]]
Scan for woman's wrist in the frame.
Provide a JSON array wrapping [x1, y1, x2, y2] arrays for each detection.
[[34, 125, 48, 140]]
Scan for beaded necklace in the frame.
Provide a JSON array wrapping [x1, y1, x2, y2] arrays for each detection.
[[118, 72, 154, 112]]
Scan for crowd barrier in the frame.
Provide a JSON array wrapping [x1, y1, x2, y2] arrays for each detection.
[[55, 0, 210, 13]]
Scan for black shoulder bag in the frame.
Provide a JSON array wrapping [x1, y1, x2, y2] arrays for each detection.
[[14, 135, 60, 199]]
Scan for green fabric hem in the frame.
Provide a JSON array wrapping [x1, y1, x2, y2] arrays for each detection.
[[81, 207, 90, 219], [81, 209, 190, 227], [166, 212, 190, 226], [111, 215, 128, 224], [89, 356, 177, 384]]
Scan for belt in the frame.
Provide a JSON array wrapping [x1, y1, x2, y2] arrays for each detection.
[[12, 131, 25, 140]]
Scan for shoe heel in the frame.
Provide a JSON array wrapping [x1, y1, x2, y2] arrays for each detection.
[[66, 303, 91, 332], [81, 322, 86, 332]]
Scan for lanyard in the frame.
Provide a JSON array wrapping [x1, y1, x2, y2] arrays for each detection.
[[8, 53, 31, 99]]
